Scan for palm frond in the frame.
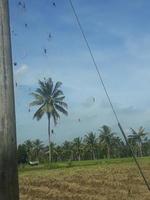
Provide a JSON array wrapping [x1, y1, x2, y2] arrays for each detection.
[[128, 134, 136, 139], [55, 104, 68, 116], [30, 92, 43, 100], [52, 109, 60, 125], [52, 81, 62, 95], [33, 105, 45, 121], [35, 88, 47, 97], [38, 80, 46, 90], [55, 101, 68, 109], [55, 96, 65, 102], [130, 128, 137, 135], [30, 100, 43, 107], [53, 90, 64, 98], [46, 78, 53, 94]]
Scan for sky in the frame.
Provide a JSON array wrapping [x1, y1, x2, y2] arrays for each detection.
[[9, 0, 150, 144]]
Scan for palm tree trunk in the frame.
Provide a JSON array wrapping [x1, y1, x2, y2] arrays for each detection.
[[92, 150, 96, 160], [48, 114, 51, 163], [78, 153, 81, 161], [71, 150, 73, 161], [139, 142, 143, 157], [37, 150, 39, 161], [107, 145, 110, 159]]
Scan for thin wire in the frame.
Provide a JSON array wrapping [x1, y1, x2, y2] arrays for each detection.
[[68, 0, 119, 124], [68, 0, 150, 191]]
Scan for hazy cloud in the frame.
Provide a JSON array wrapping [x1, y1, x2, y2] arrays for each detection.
[[14, 64, 28, 81]]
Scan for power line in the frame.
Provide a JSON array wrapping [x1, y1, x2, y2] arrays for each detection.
[[68, 0, 150, 191]]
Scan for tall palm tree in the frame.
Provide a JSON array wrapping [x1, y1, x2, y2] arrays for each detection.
[[24, 140, 34, 161], [33, 139, 44, 161], [127, 135, 138, 156], [62, 141, 73, 161], [73, 137, 83, 161], [111, 136, 124, 158], [84, 132, 97, 160], [30, 78, 68, 163], [129, 127, 147, 157], [52, 145, 63, 162], [99, 125, 115, 159]]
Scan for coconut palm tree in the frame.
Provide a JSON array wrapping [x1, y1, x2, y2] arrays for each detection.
[[142, 137, 150, 156], [52, 145, 63, 162], [33, 139, 44, 161], [62, 141, 73, 161], [127, 136, 138, 156], [111, 136, 124, 158], [73, 137, 83, 161], [17, 144, 28, 164], [99, 125, 115, 159], [84, 132, 97, 160], [30, 78, 68, 163], [129, 127, 147, 157], [24, 140, 34, 161]]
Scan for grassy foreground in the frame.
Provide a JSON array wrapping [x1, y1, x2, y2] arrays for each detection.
[[19, 157, 150, 200]]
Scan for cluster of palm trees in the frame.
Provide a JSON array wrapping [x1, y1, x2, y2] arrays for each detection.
[[17, 139, 44, 164], [17, 125, 150, 164], [17, 78, 150, 164], [128, 127, 148, 157]]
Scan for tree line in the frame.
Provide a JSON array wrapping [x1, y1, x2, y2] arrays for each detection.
[[17, 125, 150, 164]]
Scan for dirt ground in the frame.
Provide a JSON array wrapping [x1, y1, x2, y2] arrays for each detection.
[[19, 163, 150, 200]]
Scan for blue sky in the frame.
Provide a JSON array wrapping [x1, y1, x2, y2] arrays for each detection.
[[9, 0, 150, 144]]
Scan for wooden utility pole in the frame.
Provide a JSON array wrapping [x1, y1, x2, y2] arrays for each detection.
[[0, 0, 19, 199]]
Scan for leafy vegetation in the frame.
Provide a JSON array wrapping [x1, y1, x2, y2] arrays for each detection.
[[17, 125, 150, 165], [129, 127, 147, 157]]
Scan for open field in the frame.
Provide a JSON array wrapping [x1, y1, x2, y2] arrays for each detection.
[[19, 157, 150, 200]]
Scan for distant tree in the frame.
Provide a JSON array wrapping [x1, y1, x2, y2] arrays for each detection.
[[84, 132, 97, 160], [129, 127, 147, 157], [73, 137, 83, 161], [127, 136, 138, 156], [142, 137, 150, 156], [99, 125, 115, 159], [18, 124, 150, 163], [111, 136, 125, 158], [30, 78, 68, 163], [62, 141, 73, 161], [24, 140, 34, 161], [17, 144, 28, 164], [33, 139, 44, 161], [49, 142, 58, 162], [52, 145, 63, 162]]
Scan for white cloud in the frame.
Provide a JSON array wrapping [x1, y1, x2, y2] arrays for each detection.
[[14, 64, 28, 81]]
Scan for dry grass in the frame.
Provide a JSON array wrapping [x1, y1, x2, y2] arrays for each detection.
[[19, 159, 150, 200]]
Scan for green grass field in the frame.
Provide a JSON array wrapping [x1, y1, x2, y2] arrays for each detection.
[[19, 157, 150, 200]]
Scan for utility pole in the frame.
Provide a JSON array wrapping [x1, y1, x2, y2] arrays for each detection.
[[0, 0, 19, 199]]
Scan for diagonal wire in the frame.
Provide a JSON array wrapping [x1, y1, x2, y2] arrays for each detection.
[[68, 0, 150, 191]]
